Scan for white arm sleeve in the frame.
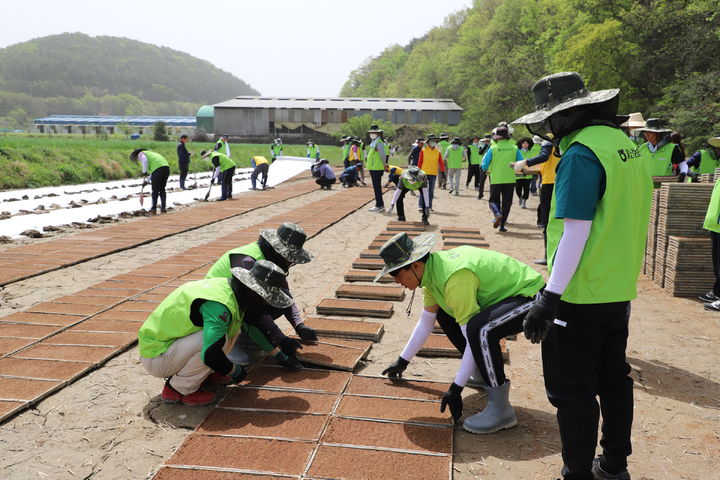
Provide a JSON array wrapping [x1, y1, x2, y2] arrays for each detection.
[[213, 166, 221, 179], [391, 187, 402, 206], [139, 152, 148, 175], [546, 218, 592, 294], [421, 186, 430, 209], [679, 161, 689, 174], [400, 308, 437, 361], [453, 324, 476, 388]]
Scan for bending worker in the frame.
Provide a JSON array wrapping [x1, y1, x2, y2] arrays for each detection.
[[386, 166, 431, 226], [138, 260, 292, 406], [201, 149, 236, 201], [131, 148, 170, 214], [376, 232, 544, 434], [250, 155, 271, 190], [205, 222, 318, 368]]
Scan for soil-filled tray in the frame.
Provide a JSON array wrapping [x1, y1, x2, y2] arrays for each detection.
[[294, 338, 372, 372], [198, 409, 327, 441], [302, 317, 384, 342], [0, 337, 34, 357], [441, 227, 483, 235], [441, 232, 486, 240], [220, 387, 339, 414], [153, 467, 282, 480], [0, 323, 58, 339], [323, 417, 452, 454], [346, 376, 449, 401], [387, 221, 426, 231], [442, 238, 489, 248], [27, 302, 106, 316], [13, 344, 118, 363], [344, 269, 394, 283], [418, 334, 462, 358], [52, 295, 125, 306], [69, 319, 143, 333], [167, 435, 314, 475], [0, 357, 90, 381], [0, 400, 25, 422], [307, 445, 450, 480], [351, 258, 385, 270], [335, 283, 405, 301], [0, 312, 85, 326], [336, 396, 451, 425], [243, 365, 351, 393], [93, 309, 149, 322], [0, 377, 61, 401], [42, 330, 137, 347], [112, 301, 157, 312], [359, 249, 381, 259], [315, 298, 393, 318]]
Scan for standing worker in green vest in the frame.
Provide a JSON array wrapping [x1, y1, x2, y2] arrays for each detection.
[[201, 149, 236, 201], [465, 135, 482, 192], [699, 153, 720, 310], [514, 71, 653, 480], [215, 134, 232, 157], [138, 260, 293, 406], [376, 232, 544, 433], [131, 148, 170, 214], [481, 125, 523, 232], [366, 124, 388, 212], [444, 137, 467, 195], [339, 136, 351, 169], [437, 133, 450, 189], [636, 118, 684, 177], [270, 137, 283, 162], [306, 139, 320, 160], [679, 135, 720, 180]]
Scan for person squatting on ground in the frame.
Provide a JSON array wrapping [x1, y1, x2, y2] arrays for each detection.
[[384, 164, 404, 188], [177, 135, 192, 190], [515, 137, 536, 208], [311, 158, 337, 190], [375, 232, 544, 433], [417, 134, 445, 210], [481, 125, 523, 232], [366, 125, 388, 211], [270, 137, 283, 162], [445, 137, 467, 195], [386, 166, 431, 226], [201, 149, 236, 201], [250, 155, 271, 190], [204, 222, 317, 368], [339, 164, 362, 187], [514, 71, 653, 480], [700, 145, 720, 311], [138, 260, 293, 406], [131, 148, 170, 214]]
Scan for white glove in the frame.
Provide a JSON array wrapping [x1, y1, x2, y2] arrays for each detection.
[[513, 160, 528, 174]]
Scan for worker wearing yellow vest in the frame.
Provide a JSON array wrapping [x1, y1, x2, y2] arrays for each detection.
[[481, 125, 523, 232], [700, 148, 720, 310], [250, 155, 271, 190], [679, 135, 720, 180], [348, 137, 365, 185], [444, 137, 467, 195], [417, 134, 445, 210], [384, 164, 404, 188], [515, 71, 653, 480], [636, 118, 684, 176], [366, 124, 388, 212], [131, 148, 170, 214]]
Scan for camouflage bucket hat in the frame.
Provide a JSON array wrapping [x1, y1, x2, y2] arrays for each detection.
[[512, 72, 619, 126], [374, 232, 436, 282], [259, 222, 313, 264], [231, 260, 293, 308], [401, 166, 427, 190]]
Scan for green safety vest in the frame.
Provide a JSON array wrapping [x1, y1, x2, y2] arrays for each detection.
[[695, 149, 720, 175], [438, 141, 450, 157], [307, 145, 319, 157], [547, 126, 652, 304], [639, 142, 675, 176], [703, 177, 720, 234], [468, 144, 481, 165], [138, 278, 243, 358], [487, 139, 518, 185], [517, 146, 539, 180], [445, 146, 464, 169], [422, 246, 544, 325], [206, 242, 264, 279], [401, 174, 425, 191], [271, 144, 283, 156], [366, 139, 385, 170], [144, 151, 169, 173], [342, 143, 350, 160], [211, 152, 235, 171]]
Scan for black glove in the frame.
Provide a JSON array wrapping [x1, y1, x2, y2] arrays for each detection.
[[678, 172, 687, 183], [295, 323, 318, 343], [440, 382, 463, 422], [274, 351, 304, 370], [229, 364, 247, 384], [278, 336, 303, 357], [381, 356, 409, 379], [523, 290, 561, 344]]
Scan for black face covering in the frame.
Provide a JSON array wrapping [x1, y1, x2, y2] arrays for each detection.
[[258, 236, 292, 272]]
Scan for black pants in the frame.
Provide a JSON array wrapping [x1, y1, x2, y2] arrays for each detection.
[[220, 166, 235, 200], [515, 178, 531, 201], [369, 169, 384, 207], [466, 164, 480, 188], [477, 170, 488, 198], [488, 183, 514, 227], [316, 177, 336, 189], [538, 183, 554, 258], [713, 231, 720, 296], [150, 165, 170, 211], [396, 186, 427, 222], [178, 161, 189, 189], [251, 163, 269, 189], [542, 301, 633, 480]]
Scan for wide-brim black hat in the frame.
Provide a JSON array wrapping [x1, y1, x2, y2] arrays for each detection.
[[129, 148, 147, 161], [635, 118, 672, 134], [450, 137, 462, 145]]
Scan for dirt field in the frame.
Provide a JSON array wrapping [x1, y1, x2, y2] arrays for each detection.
[[0, 178, 718, 480]]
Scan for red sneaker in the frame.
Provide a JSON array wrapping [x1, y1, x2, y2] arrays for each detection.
[[161, 382, 182, 404], [179, 390, 215, 407], [204, 372, 233, 386]]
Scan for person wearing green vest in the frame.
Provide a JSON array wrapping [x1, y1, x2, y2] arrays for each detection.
[[515, 137, 535, 208], [386, 166, 431, 225], [619, 112, 646, 146], [465, 135, 482, 191], [139, 260, 292, 406], [528, 136, 542, 196], [201, 149, 236, 201], [679, 135, 720, 180], [444, 137, 467, 196], [214, 134, 232, 158], [437, 133, 450, 190], [700, 171, 720, 310], [366, 124, 388, 212], [130, 148, 170, 214], [375, 232, 544, 434], [205, 222, 317, 367], [339, 136, 351, 169], [481, 125, 523, 232], [306, 139, 320, 160], [476, 135, 491, 199], [270, 137, 283, 162], [636, 118, 684, 177], [514, 72, 653, 480]]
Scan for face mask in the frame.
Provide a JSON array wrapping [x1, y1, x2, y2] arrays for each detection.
[[451, 144, 459, 150], [428, 141, 437, 147], [369, 133, 378, 140]]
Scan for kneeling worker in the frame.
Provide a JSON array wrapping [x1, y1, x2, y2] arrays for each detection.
[[205, 222, 318, 368], [138, 260, 292, 406], [376, 232, 544, 433]]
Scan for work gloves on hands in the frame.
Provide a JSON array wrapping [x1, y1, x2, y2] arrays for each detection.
[[278, 336, 303, 357], [523, 290, 561, 344], [229, 364, 247, 384], [440, 382, 463, 422], [381, 356, 409, 379], [295, 323, 318, 343], [274, 351, 304, 370]]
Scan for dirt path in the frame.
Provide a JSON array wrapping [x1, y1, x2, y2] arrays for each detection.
[[0, 182, 718, 480]]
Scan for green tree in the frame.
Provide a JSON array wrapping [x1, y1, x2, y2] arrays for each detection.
[[153, 121, 169, 141], [336, 115, 396, 140]]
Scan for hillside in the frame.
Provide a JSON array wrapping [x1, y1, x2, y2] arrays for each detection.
[[0, 33, 259, 128], [341, 0, 720, 151]]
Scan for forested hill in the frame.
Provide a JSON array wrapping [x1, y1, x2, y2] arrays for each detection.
[[341, 0, 720, 149], [0, 33, 258, 127]]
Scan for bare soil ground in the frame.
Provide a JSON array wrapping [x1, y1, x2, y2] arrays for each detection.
[[0, 180, 718, 480]]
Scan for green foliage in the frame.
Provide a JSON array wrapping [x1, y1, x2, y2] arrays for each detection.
[[335, 115, 397, 140], [153, 121, 169, 142]]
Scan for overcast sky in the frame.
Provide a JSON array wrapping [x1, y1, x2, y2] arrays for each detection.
[[0, 0, 472, 97]]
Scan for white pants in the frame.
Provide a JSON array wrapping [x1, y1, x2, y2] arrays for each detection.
[[141, 330, 237, 395], [448, 168, 462, 191]]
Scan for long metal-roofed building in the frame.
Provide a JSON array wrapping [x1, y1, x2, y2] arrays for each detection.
[[31, 115, 196, 137], [211, 96, 463, 143]]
